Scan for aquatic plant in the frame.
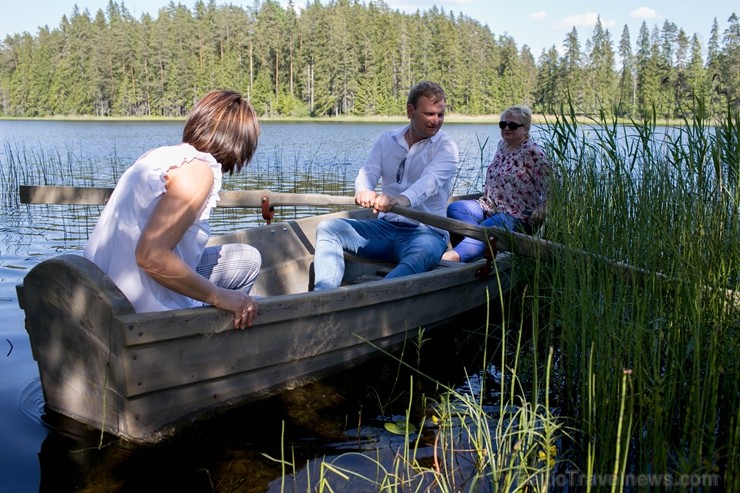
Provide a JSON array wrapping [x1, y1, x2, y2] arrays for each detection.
[[534, 99, 738, 490]]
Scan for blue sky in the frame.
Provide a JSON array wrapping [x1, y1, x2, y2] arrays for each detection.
[[1, 0, 736, 57]]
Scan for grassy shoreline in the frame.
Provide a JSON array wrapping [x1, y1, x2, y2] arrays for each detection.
[[0, 113, 698, 126]]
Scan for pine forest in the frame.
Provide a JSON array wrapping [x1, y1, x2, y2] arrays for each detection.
[[0, 0, 738, 119]]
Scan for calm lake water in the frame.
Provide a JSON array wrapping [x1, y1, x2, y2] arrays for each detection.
[[0, 119, 511, 492]]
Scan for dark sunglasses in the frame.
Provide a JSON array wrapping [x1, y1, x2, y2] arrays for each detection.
[[499, 121, 525, 130], [396, 157, 406, 183]]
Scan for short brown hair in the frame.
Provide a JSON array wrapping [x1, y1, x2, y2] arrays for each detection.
[[407, 81, 446, 108], [182, 90, 260, 175]]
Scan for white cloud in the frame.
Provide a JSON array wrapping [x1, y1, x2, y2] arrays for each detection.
[[557, 12, 617, 30], [558, 12, 600, 28], [630, 7, 660, 20], [529, 11, 547, 22], [289, 1, 306, 12]]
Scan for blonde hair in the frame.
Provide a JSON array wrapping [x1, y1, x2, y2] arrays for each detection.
[[501, 105, 532, 138], [182, 90, 260, 175]]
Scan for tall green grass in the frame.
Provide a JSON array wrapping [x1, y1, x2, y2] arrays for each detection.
[[535, 100, 738, 489], [265, 280, 562, 492]]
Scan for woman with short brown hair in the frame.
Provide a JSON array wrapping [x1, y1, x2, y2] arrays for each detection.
[[85, 89, 262, 329]]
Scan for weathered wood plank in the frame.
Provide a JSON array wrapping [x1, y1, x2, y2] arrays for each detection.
[[20, 185, 115, 205], [123, 329, 416, 437], [18, 254, 135, 435], [119, 262, 506, 397], [19, 185, 357, 208]]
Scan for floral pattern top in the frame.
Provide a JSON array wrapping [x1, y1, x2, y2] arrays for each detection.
[[478, 138, 555, 220]]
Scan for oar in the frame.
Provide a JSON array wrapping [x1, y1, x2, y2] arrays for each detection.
[[18, 184, 628, 274], [18, 185, 738, 302], [392, 204, 740, 306], [390, 204, 676, 284], [19, 185, 358, 208], [392, 204, 560, 258]]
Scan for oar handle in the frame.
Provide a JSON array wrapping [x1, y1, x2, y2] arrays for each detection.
[[19, 185, 358, 208], [218, 190, 357, 207]]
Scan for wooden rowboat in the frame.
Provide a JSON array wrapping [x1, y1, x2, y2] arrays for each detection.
[[16, 186, 527, 444]]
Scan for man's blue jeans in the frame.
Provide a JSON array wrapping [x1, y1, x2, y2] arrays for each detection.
[[313, 218, 448, 290], [447, 200, 524, 262]]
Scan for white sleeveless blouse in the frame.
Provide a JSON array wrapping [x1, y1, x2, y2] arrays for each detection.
[[83, 143, 223, 312]]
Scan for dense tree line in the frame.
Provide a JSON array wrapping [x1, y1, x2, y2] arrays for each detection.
[[0, 0, 737, 119]]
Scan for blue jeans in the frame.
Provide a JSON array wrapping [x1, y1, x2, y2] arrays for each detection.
[[313, 218, 448, 290], [447, 200, 524, 262]]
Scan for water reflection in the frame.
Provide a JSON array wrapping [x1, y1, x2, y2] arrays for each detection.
[[33, 307, 496, 492]]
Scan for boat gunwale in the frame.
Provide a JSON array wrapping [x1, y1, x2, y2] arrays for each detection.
[[117, 257, 504, 334]]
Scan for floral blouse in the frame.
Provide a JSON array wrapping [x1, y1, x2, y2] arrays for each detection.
[[478, 138, 555, 220]]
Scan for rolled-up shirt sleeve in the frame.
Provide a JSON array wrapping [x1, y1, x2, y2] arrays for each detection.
[[355, 137, 385, 192]]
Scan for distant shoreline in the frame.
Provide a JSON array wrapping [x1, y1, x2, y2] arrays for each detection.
[[0, 114, 691, 126]]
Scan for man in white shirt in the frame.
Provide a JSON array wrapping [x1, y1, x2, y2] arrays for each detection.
[[312, 81, 459, 290]]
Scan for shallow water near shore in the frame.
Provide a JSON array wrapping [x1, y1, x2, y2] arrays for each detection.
[[0, 119, 511, 492]]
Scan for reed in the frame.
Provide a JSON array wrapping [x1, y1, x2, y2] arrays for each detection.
[[536, 99, 737, 489], [262, 267, 563, 492]]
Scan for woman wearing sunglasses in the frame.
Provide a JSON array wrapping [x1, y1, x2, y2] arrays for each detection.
[[442, 105, 556, 262]]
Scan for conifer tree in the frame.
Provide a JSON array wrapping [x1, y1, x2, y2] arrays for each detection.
[[0, 1, 736, 119]]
